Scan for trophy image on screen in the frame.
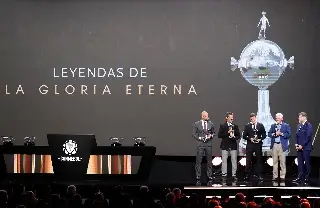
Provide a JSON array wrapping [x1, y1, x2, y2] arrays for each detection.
[[230, 11, 294, 156]]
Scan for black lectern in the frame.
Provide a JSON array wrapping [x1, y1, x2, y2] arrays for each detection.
[[47, 134, 96, 180]]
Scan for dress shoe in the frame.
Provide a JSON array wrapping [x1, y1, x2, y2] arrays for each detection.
[[292, 178, 302, 183], [196, 180, 201, 186]]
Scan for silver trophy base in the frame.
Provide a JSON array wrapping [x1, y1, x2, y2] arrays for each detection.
[[238, 89, 289, 156]]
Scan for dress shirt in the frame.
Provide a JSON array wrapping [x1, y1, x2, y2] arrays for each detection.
[[275, 123, 282, 143]]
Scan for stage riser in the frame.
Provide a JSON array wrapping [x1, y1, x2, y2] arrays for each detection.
[[148, 156, 319, 185]]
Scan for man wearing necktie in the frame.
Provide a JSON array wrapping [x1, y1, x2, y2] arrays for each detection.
[[268, 113, 291, 182], [218, 112, 241, 182], [192, 111, 215, 186], [243, 113, 266, 181], [293, 112, 313, 184]]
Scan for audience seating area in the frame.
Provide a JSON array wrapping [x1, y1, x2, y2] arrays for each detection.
[[0, 184, 319, 208]]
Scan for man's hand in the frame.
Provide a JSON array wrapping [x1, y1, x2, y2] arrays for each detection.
[[298, 145, 303, 150], [207, 134, 212, 138], [257, 139, 261, 143], [228, 129, 233, 134], [250, 138, 255, 143]]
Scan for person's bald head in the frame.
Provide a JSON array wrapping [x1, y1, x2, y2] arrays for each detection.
[[201, 111, 209, 121]]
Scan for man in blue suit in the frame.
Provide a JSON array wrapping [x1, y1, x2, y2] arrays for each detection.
[[293, 112, 313, 184], [268, 113, 291, 182]]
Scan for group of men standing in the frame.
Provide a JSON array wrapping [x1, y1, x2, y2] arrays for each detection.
[[192, 111, 313, 186]]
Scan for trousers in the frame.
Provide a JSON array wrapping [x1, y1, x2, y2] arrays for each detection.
[[245, 144, 263, 176], [297, 149, 311, 180], [195, 146, 212, 179], [221, 149, 237, 176], [272, 143, 286, 179]]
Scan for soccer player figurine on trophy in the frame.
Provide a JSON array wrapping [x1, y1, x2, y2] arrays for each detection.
[[252, 126, 259, 144], [202, 128, 214, 142], [229, 125, 235, 139]]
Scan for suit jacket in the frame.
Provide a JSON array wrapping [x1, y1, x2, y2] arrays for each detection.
[[296, 121, 313, 151], [243, 122, 266, 146], [268, 122, 291, 152], [192, 120, 215, 147], [218, 122, 241, 150]]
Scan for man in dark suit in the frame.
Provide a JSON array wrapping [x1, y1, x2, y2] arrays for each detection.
[[268, 113, 291, 182], [293, 112, 313, 184], [243, 113, 266, 181], [192, 111, 215, 186], [218, 112, 241, 182]]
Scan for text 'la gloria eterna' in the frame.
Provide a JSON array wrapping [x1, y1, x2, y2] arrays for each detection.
[[4, 85, 197, 95]]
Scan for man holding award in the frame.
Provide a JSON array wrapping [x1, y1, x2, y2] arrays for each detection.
[[268, 113, 291, 182], [218, 112, 241, 182], [192, 111, 215, 186], [243, 113, 266, 181], [293, 112, 313, 184]]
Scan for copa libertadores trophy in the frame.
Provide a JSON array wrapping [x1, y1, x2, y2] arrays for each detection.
[[231, 11, 294, 156]]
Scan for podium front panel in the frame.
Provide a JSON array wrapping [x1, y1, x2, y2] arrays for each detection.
[[47, 134, 96, 179]]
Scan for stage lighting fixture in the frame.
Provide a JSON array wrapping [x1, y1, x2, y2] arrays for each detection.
[[110, 137, 123, 146], [133, 137, 146, 146], [1, 136, 14, 146], [239, 157, 246, 166], [212, 157, 222, 166], [266, 157, 273, 166], [24, 136, 36, 146]]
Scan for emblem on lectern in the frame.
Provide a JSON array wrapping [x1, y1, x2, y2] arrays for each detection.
[[63, 140, 78, 155]]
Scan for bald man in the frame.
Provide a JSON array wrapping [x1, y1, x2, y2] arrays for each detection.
[[192, 111, 215, 186], [268, 113, 291, 181]]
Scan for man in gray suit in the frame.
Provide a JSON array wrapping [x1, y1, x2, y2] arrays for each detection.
[[192, 111, 215, 186]]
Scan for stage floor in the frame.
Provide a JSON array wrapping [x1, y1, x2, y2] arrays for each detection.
[[182, 177, 320, 196], [185, 176, 320, 187], [185, 184, 320, 190]]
